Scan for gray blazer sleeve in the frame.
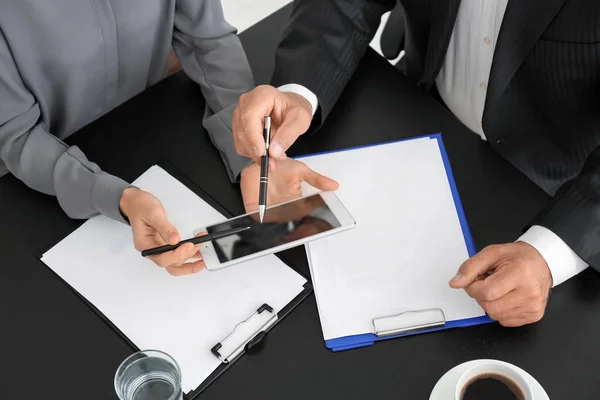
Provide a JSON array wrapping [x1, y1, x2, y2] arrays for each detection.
[[173, 0, 255, 182], [0, 31, 129, 222]]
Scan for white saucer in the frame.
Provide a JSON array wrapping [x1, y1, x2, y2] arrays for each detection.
[[429, 360, 549, 400]]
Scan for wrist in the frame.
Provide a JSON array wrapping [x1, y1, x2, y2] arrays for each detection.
[[285, 92, 314, 118], [277, 84, 318, 118], [517, 225, 588, 287], [240, 162, 256, 182], [119, 187, 140, 219], [518, 241, 553, 288]]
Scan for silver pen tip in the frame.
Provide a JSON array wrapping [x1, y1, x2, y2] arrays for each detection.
[[259, 205, 265, 223]]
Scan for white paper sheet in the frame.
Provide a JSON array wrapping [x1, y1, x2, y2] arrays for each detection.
[[41, 166, 306, 393], [300, 137, 485, 341]]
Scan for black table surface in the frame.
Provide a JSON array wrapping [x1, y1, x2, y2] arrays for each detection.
[[2, 5, 600, 400]]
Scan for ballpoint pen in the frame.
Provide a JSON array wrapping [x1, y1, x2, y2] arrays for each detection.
[[259, 116, 271, 223], [141, 226, 250, 257]]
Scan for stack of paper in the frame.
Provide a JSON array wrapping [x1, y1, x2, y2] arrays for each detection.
[[299, 136, 485, 344], [41, 166, 307, 393]]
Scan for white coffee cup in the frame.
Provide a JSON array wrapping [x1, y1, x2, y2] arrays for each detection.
[[454, 360, 534, 400]]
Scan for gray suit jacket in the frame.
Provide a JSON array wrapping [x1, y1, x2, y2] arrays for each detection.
[[0, 0, 253, 222]]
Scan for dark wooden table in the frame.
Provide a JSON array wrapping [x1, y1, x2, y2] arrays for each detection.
[[2, 5, 599, 400]]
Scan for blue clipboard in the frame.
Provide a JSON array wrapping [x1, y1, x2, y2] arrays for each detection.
[[298, 133, 493, 352]]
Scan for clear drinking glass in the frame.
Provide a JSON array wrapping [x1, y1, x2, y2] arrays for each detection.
[[114, 350, 183, 400]]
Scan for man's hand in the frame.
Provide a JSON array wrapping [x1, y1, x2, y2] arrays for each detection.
[[233, 85, 313, 162], [120, 188, 205, 276], [240, 158, 338, 216], [449, 242, 553, 327]]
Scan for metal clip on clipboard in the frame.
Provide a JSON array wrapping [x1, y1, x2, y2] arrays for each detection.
[[211, 303, 278, 364], [372, 308, 446, 337]]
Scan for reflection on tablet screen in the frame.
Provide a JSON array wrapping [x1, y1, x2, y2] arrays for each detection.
[[206, 194, 341, 262]]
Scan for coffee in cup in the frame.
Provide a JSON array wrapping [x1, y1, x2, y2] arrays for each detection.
[[454, 361, 533, 400], [461, 372, 526, 400]]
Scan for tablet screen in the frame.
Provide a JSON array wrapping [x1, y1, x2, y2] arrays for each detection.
[[205, 193, 341, 263]]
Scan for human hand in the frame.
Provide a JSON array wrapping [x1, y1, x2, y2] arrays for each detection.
[[240, 158, 338, 222], [119, 188, 205, 276], [233, 85, 313, 162], [449, 242, 553, 327]]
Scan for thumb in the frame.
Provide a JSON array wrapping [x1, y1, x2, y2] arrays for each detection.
[[270, 109, 311, 158], [147, 207, 180, 245], [302, 165, 339, 191], [449, 246, 502, 288]]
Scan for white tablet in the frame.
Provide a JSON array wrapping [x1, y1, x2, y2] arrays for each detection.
[[194, 191, 355, 271]]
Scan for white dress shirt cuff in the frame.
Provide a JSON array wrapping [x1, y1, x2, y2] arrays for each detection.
[[277, 84, 319, 117], [518, 225, 588, 287]]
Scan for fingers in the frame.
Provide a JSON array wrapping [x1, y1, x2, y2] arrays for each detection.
[[146, 207, 180, 245], [270, 108, 311, 159], [464, 267, 521, 302], [191, 250, 202, 259], [154, 233, 207, 274], [496, 306, 545, 327], [234, 86, 278, 160], [499, 312, 544, 327], [472, 279, 546, 326], [148, 242, 198, 269], [240, 110, 266, 159], [478, 291, 524, 321], [301, 164, 340, 191], [449, 245, 505, 288], [499, 318, 528, 327], [233, 104, 264, 160], [234, 86, 312, 162], [486, 306, 522, 324], [166, 259, 206, 276], [485, 292, 547, 325]]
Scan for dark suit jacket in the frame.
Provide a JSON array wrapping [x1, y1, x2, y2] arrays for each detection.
[[271, 0, 600, 269]]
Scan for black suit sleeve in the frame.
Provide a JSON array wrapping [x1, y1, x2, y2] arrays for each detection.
[[531, 146, 600, 267], [271, 0, 395, 126]]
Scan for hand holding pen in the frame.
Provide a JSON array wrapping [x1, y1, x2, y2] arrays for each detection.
[[141, 226, 250, 257]]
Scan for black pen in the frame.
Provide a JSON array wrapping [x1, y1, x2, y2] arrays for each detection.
[[259, 116, 271, 223], [141, 226, 250, 257]]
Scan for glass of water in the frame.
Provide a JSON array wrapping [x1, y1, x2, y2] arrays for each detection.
[[114, 350, 182, 400]]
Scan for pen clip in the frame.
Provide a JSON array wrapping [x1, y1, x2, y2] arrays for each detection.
[[264, 117, 271, 151]]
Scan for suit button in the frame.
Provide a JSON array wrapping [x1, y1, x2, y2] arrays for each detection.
[[496, 137, 505, 144]]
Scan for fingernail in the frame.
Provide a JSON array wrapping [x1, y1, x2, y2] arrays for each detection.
[[271, 143, 283, 158], [450, 273, 463, 283], [253, 146, 262, 157]]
